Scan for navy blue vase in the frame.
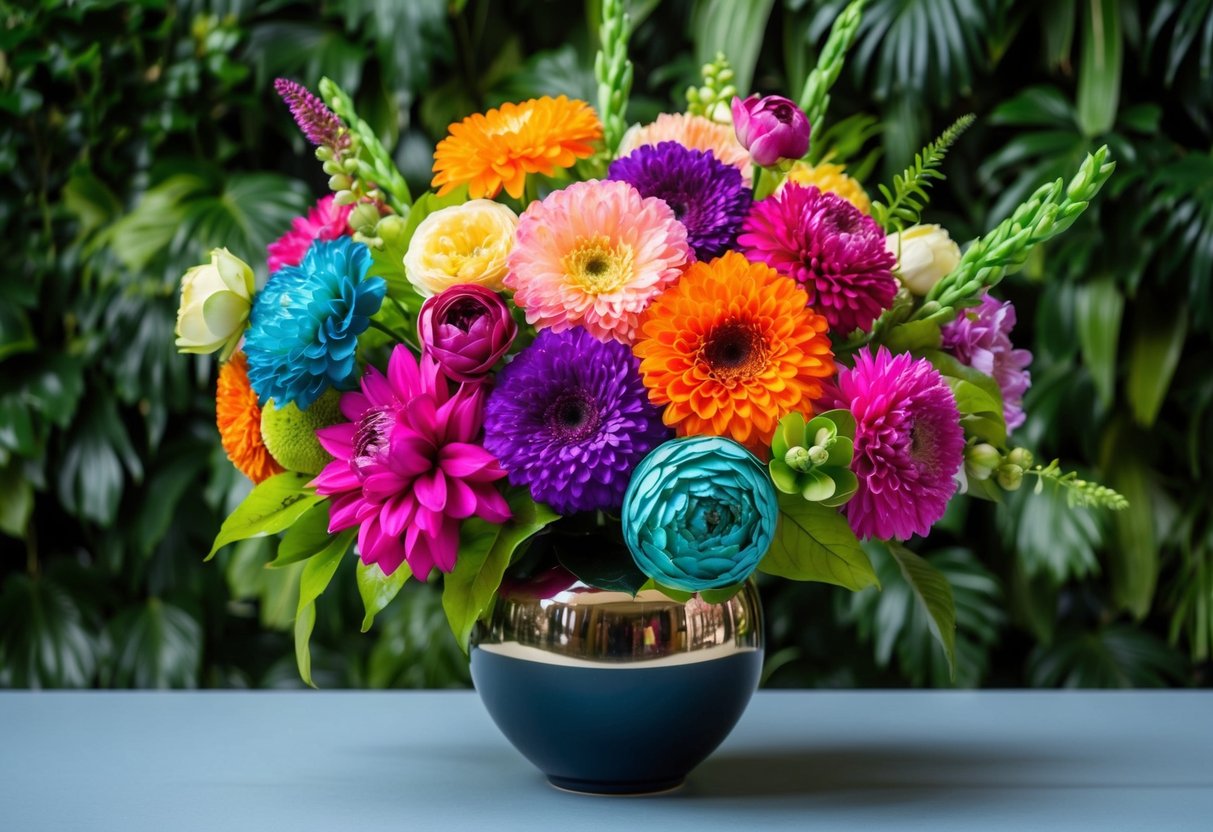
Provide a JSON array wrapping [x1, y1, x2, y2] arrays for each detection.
[[470, 567, 763, 795]]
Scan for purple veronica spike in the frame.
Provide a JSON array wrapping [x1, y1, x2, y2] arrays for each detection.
[[274, 78, 347, 149], [483, 328, 671, 515], [608, 141, 751, 260]]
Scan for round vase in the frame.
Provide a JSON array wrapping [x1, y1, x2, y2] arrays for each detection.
[[469, 568, 763, 795]]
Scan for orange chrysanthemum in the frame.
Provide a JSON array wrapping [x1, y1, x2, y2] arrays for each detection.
[[633, 251, 835, 452], [216, 353, 283, 484], [431, 96, 602, 199]]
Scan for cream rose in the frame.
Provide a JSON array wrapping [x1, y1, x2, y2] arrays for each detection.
[[887, 224, 961, 296], [403, 200, 518, 296], [174, 248, 255, 360]]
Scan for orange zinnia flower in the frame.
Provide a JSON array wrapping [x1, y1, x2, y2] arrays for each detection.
[[431, 96, 602, 200], [633, 252, 835, 452], [216, 352, 283, 484]]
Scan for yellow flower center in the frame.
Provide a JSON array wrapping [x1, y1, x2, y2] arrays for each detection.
[[563, 236, 634, 294]]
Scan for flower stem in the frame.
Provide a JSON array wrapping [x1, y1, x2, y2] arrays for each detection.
[[370, 319, 420, 352]]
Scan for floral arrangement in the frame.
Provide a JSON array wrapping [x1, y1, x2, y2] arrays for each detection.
[[176, 0, 1125, 683]]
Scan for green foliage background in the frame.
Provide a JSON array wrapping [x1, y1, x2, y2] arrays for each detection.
[[2, 0, 1210, 689]]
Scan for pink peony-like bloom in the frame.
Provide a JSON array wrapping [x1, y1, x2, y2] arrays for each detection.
[[941, 294, 1033, 431], [267, 195, 355, 274], [839, 347, 964, 541], [731, 95, 810, 167], [739, 183, 897, 335], [418, 284, 517, 384], [505, 179, 692, 344], [312, 345, 511, 579]]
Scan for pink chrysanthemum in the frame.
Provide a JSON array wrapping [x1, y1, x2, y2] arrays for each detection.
[[505, 180, 692, 344], [738, 183, 897, 335], [941, 294, 1032, 431], [267, 195, 355, 274], [839, 347, 964, 541], [312, 345, 511, 579]]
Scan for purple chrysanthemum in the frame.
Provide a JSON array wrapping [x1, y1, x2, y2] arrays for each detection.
[[483, 327, 671, 514], [274, 78, 348, 150], [940, 294, 1032, 431], [607, 141, 751, 259], [738, 183, 897, 335], [839, 347, 964, 541]]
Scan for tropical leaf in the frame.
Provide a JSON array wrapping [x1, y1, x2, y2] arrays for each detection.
[[760, 495, 879, 592], [0, 575, 102, 689], [1028, 624, 1187, 688], [997, 473, 1104, 586], [104, 599, 202, 689], [690, 0, 777, 94]]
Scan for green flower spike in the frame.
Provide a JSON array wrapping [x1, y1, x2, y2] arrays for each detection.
[[768, 409, 859, 507]]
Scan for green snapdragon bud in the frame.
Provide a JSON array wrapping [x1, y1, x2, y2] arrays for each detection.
[[1007, 447, 1034, 469], [997, 463, 1024, 491], [966, 443, 1002, 481]]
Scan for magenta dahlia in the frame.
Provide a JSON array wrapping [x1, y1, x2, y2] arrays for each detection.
[[267, 195, 354, 274], [738, 183, 897, 335], [312, 345, 511, 579], [838, 347, 964, 541], [941, 294, 1032, 431]]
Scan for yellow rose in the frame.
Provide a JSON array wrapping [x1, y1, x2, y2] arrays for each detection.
[[887, 224, 961, 296], [403, 199, 518, 296], [174, 248, 255, 360]]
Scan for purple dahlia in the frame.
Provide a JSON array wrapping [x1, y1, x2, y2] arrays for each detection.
[[607, 141, 751, 260], [940, 294, 1033, 431], [483, 327, 670, 515], [738, 183, 896, 335]]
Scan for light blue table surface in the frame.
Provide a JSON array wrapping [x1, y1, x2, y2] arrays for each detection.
[[1, 690, 1211, 831]]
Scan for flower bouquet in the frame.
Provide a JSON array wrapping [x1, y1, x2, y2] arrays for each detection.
[[177, 0, 1126, 692]]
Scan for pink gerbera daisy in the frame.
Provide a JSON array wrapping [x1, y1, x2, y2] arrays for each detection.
[[505, 179, 692, 344], [312, 345, 511, 579], [839, 347, 964, 541], [267, 195, 355, 274], [738, 183, 897, 335]]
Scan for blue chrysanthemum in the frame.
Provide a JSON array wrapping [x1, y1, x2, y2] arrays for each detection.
[[607, 141, 751, 259], [245, 237, 385, 410], [483, 327, 670, 515]]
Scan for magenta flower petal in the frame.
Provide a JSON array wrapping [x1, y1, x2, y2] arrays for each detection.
[[940, 294, 1032, 431], [839, 347, 965, 540], [414, 470, 448, 512]]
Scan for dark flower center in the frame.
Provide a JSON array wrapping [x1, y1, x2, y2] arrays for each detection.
[[584, 256, 609, 277], [544, 389, 601, 442], [353, 406, 395, 476], [769, 102, 795, 123], [444, 298, 487, 333], [821, 203, 862, 235], [701, 320, 769, 381]]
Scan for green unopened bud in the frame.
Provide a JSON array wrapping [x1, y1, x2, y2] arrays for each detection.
[[347, 202, 381, 232], [322, 159, 343, 176], [997, 463, 1024, 491], [784, 446, 813, 472], [315, 146, 334, 162], [808, 446, 830, 466], [1007, 447, 1034, 469], [328, 173, 352, 191], [966, 443, 1001, 481], [333, 190, 357, 206]]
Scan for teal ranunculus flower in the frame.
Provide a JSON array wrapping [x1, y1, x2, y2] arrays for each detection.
[[622, 436, 779, 591], [245, 237, 386, 410]]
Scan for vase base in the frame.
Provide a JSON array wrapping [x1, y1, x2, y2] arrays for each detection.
[[547, 775, 685, 796]]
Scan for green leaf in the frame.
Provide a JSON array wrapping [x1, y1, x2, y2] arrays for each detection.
[[947, 378, 1008, 447], [57, 396, 142, 526], [1076, 0, 1122, 137], [207, 472, 322, 560], [1075, 276, 1124, 407], [294, 528, 355, 688], [690, 0, 776, 94], [0, 303, 35, 361], [1126, 306, 1187, 427], [700, 584, 745, 604], [0, 461, 33, 538], [0, 575, 100, 688], [759, 495, 878, 591], [357, 560, 411, 633], [998, 473, 1103, 585], [883, 319, 942, 354], [1028, 624, 1187, 688], [1100, 420, 1158, 619], [884, 541, 958, 681], [443, 492, 559, 650], [105, 599, 202, 689], [271, 500, 335, 567], [638, 579, 695, 603]]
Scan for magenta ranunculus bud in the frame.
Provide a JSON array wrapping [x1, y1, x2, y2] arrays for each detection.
[[418, 284, 517, 384], [731, 94, 811, 167]]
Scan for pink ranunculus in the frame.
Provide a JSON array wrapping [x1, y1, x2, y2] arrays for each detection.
[[418, 285, 518, 384], [731, 95, 811, 167]]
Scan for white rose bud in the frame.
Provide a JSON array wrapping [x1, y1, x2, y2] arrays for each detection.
[[174, 247, 255, 360], [886, 224, 961, 296]]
